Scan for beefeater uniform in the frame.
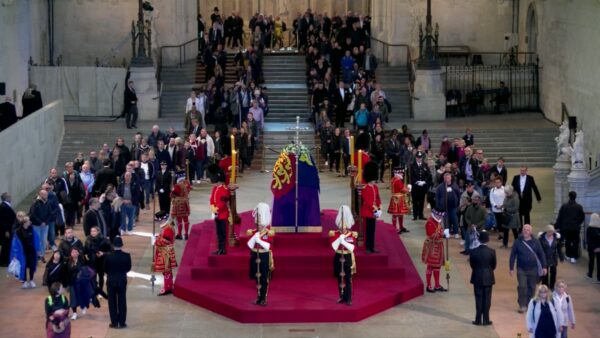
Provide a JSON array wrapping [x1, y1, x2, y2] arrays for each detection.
[[422, 211, 447, 292], [170, 176, 191, 238], [388, 170, 410, 233], [153, 221, 178, 296]]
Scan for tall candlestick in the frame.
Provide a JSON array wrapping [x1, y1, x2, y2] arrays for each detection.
[[358, 149, 363, 182], [230, 134, 235, 153], [231, 150, 237, 184], [350, 136, 355, 165]]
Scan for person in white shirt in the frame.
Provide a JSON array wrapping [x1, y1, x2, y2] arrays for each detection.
[[186, 91, 206, 128], [489, 176, 506, 237], [552, 280, 575, 338]]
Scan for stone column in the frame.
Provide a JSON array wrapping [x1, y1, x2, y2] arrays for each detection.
[[129, 66, 159, 120], [553, 156, 571, 217], [413, 68, 446, 120], [567, 166, 590, 210]]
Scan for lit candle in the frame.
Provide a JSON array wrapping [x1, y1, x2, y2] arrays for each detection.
[[231, 150, 237, 184], [230, 134, 235, 153], [350, 136, 354, 166], [358, 150, 363, 182]]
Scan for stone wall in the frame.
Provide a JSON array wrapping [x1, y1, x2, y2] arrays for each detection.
[[30, 66, 127, 117], [370, 0, 513, 65], [52, 0, 197, 66], [0, 100, 64, 206], [0, 0, 48, 116], [518, 0, 600, 168]]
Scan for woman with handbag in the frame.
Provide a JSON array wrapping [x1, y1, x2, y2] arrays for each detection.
[[501, 185, 520, 248], [84, 226, 111, 299], [67, 247, 94, 320], [44, 250, 68, 294], [45, 282, 71, 338], [10, 216, 41, 288]]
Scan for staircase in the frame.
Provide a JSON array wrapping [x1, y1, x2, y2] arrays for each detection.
[[159, 61, 195, 118], [375, 65, 412, 122], [194, 53, 238, 85], [257, 126, 316, 171], [414, 127, 557, 168], [262, 54, 309, 123]]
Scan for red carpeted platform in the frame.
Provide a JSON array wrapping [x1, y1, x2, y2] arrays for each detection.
[[173, 210, 424, 323]]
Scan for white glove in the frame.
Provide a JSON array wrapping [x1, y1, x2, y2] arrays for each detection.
[[417, 180, 425, 186], [151, 235, 156, 246], [407, 184, 412, 192], [211, 213, 217, 220], [374, 210, 382, 218], [339, 233, 347, 239], [443, 229, 450, 238], [159, 189, 164, 193]]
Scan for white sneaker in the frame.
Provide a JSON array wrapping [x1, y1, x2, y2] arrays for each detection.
[[570, 258, 576, 264], [324, 161, 329, 166], [459, 240, 465, 245], [81, 307, 87, 315], [120, 229, 125, 236], [29, 280, 36, 288], [454, 234, 460, 239], [22, 281, 30, 289], [71, 313, 78, 320]]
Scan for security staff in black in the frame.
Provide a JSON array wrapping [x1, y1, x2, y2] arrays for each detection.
[[410, 151, 432, 220], [104, 236, 132, 329]]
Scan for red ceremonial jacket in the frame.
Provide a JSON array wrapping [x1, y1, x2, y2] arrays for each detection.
[[246, 228, 274, 250], [329, 230, 357, 252], [153, 225, 178, 272], [210, 183, 230, 220], [361, 182, 381, 218]]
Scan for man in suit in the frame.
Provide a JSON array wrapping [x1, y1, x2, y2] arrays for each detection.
[[511, 166, 541, 227], [94, 159, 118, 197], [208, 22, 223, 51], [124, 80, 138, 129], [104, 236, 132, 329], [410, 151, 432, 220], [489, 157, 507, 184], [0, 97, 18, 131], [469, 231, 496, 326], [155, 161, 172, 215], [333, 81, 352, 128], [0, 192, 16, 266]]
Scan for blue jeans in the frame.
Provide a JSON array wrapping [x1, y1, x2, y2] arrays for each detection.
[[195, 159, 206, 180], [143, 179, 154, 205], [33, 224, 48, 258], [444, 208, 459, 235], [47, 222, 56, 249], [121, 204, 136, 231]]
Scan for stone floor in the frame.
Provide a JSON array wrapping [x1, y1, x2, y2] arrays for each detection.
[[1, 113, 598, 338], [1, 167, 598, 338]]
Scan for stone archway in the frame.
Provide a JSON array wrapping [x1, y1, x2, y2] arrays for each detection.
[[526, 3, 538, 54]]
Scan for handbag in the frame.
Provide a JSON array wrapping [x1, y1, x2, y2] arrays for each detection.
[[7, 258, 20, 279]]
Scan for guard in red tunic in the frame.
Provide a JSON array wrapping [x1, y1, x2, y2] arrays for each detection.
[[245, 203, 274, 306], [361, 161, 382, 253], [170, 171, 191, 240], [208, 164, 230, 255], [422, 209, 449, 293], [388, 167, 412, 234], [329, 205, 357, 305], [153, 220, 178, 296]]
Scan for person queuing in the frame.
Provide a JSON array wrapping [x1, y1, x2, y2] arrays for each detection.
[[84, 226, 112, 299], [526, 284, 563, 338], [553, 280, 576, 337], [538, 225, 564, 290], [586, 213, 600, 283], [44, 282, 71, 338], [554, 191, 585, 264], [469, 231, 495, 326], [11, 216, 41, 288]]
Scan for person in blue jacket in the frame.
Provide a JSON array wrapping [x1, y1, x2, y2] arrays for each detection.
[[10, 216, 41, 288]]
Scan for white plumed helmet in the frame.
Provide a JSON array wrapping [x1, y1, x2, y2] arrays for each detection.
[[252, 202, 272, 228], [335, 205, 355, 229]]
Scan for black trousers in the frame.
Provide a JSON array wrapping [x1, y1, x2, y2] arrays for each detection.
[[215, 218, 227, 251], [329, 150, 340, 172], [107, 283, 127, 326], [334, 253, 353, 302], [540, 265, 557, 290], [519, 210, 531, 227], [411, 186, 427, 219], [502, 228, 519, 247], [563, 229, 580, 259], [250, 251, 270, 303], [125, 105, 138, 128], [158, 193, 170, 214], [588, 249, 600, 281], [365, 217, 376, 251], [474, 285, 492, 324]]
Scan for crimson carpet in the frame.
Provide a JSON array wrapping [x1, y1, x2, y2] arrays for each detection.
[[173, 210, 424, 323]]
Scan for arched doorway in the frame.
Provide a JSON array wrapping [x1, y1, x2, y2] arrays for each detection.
[[526, 3, 538, 54]]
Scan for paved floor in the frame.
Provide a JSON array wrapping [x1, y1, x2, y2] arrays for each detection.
[[1, 114, 598, 338]]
